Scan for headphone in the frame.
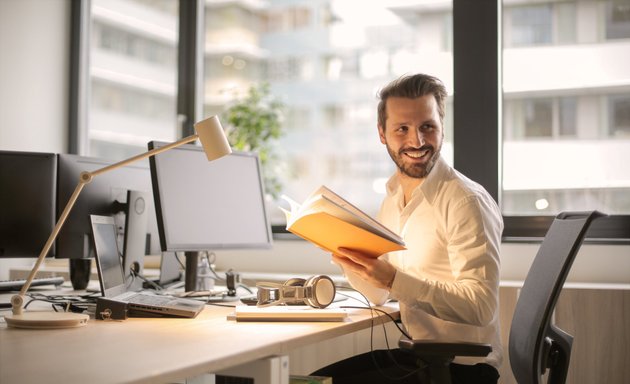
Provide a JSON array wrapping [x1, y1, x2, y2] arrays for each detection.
[[256, 275, 336, 308]]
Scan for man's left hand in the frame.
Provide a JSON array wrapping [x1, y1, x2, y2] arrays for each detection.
[[332, 247, 396, 290]]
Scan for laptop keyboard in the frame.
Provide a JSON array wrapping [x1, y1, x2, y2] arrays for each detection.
[[126, 293, 174, 306]]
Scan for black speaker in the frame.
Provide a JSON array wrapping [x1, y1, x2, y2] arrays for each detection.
[[256, 275, 335, 308]]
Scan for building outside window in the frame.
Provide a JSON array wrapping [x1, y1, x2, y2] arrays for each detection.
[[502, 0, 630, 216], [87, 0, 179, 160]]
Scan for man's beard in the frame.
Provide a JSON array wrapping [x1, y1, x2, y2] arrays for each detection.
[[385, 143, 441, 179]]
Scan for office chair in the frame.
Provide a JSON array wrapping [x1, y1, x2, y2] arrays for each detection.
[[398, 211, 605, 384]]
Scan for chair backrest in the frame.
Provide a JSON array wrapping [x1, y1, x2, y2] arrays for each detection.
[[508, 211, 605, 384]]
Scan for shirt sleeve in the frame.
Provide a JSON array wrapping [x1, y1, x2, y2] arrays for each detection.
[[389, 195, 502, 326]]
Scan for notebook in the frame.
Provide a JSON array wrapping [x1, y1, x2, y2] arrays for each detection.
[[90, 215, 204, 318], [231, 306, 348, 322]]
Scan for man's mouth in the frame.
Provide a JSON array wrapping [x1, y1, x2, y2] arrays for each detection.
[[402, 148, 431, 160]]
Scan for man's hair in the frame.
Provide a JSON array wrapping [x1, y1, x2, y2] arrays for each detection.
[[377, 73, 448, 130]]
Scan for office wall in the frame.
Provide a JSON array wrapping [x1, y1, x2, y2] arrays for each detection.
[[0, 0, 70, 278], [0, 0, 69, 153], [0, 0, 628, 286]]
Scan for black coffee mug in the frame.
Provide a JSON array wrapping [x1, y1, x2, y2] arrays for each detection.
[[69, 258, 92, 290]]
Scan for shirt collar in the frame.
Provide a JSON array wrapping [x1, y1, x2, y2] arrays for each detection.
[[385, 156, 449, 205]]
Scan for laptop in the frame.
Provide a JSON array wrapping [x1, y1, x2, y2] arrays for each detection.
[[90, 215, 204, 318], [159, 252, 183, 286]]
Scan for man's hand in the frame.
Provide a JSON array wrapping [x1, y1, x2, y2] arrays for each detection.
[[333, 247, 396, 290]]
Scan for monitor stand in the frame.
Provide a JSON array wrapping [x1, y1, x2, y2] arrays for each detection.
[[122, 190, 149, 291], [184, 251, 199, 292]]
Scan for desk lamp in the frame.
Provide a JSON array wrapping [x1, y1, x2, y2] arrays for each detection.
[[5, 116, 231, 329]]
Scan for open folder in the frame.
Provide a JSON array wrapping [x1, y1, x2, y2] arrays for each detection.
[[230, 306, 348, 322], [281, 186, 405, 258]]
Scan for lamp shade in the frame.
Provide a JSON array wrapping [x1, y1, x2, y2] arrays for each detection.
[[195, 115, 232, 161]]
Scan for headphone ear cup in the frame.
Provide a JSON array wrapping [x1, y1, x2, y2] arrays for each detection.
[[304, 275, 335, 308]]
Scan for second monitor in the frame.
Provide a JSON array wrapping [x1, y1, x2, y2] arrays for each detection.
[[148, 142, 272, 292], [149, 142, 272, 252]]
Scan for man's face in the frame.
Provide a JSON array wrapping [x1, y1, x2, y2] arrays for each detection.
[[378, 95, 443, 179]]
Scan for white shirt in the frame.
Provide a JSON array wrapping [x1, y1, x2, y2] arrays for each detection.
[[344, 156, 503, 368]]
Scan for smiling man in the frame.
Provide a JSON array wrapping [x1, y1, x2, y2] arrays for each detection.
[[311, 74, 504, 384]]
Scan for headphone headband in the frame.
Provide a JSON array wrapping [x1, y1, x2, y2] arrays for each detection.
[[256, 275, 335, 308]]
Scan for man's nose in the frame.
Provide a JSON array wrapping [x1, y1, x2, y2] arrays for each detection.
[[409, 129, 425, 147]]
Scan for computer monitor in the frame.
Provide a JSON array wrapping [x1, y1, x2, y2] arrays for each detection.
[[56, 154, 161, 262], [148, 142, 272, 253], [0, 150, 57, 258]]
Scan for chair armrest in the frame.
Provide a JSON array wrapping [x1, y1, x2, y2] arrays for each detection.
[[399, 338, 492, 358]]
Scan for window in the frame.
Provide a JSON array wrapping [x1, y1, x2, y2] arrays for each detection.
[[71, 0, 629, 240], [606, 0, 630, 39], [505, 96, 577, 140], [559, 97, 577, 137], [505, 2, 581, 47], [523, 98, 553, 138], [509, 4, 553, 46], [84, 0, 179, 160], [610, 94, 630, 137]]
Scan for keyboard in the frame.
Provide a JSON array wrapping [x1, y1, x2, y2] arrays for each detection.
[[0, 276, 65, 292], [126, 293, 175, 306]]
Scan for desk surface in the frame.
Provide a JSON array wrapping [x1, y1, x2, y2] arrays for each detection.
[[0, 290, 399, 384]]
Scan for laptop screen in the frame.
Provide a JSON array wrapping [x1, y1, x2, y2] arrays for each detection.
[[91, 215, 126, 297]]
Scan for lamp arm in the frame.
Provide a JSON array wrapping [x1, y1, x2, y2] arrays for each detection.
[[10, 133, 201, 315], [90, 134, 200, 177]]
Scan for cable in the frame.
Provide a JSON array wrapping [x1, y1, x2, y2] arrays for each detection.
[[237, 283, 253, 294], [203, 252, 254, 294], [206, 252, 225, 281], [130, 269, 163, 291], [341, 305, 411, 341], [22, 293, 93, 314], [174, 252, 186, 269], [335, 286, 422, 381]]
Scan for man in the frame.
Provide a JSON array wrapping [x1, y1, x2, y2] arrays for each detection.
[[312, 74, 503, 384]]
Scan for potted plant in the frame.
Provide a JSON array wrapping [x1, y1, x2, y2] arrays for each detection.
[[221, 82, 286, 199]]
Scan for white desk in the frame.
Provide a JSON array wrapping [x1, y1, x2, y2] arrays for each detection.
[[0, 289, 399, 384]]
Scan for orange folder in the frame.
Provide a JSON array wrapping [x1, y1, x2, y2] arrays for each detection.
[[282, 186, 405, 258]]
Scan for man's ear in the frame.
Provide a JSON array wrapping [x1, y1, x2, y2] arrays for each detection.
[[378, 125, 386, 144]]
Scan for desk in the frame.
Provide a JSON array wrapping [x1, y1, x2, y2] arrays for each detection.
[[0, 290, 400, 384]]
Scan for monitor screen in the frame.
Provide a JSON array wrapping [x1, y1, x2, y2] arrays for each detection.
[[90, 215, 126, 297], [0, 150, 56, 258], [56, 154, 161, 259], [149, 142, 272, 252]]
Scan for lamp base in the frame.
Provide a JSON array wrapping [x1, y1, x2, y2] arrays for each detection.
[[5, 312, 89, 329]]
